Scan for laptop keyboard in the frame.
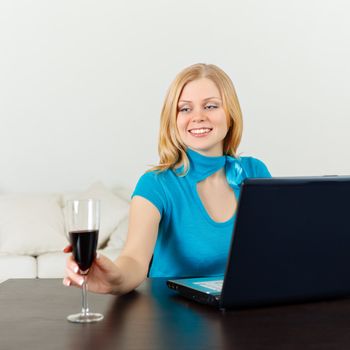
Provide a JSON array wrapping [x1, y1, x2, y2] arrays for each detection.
[[193, 280, 223, 292]]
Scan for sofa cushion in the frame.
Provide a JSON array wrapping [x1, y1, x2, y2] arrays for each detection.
[[62, 182, 129, 248], [37, 252, 67, 278], [0, 254, 37, 279], [0, 194, 67, 255]]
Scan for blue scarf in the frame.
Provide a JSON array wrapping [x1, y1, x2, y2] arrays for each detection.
[[185, 148, 247, 190]]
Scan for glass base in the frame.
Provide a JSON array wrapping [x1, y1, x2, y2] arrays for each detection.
[[67, 312, 104, 323]]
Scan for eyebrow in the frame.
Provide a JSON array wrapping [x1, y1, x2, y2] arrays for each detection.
[[178, 97, 222, 104]]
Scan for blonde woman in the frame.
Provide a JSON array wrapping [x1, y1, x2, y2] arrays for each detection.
[[63, 63, 271, 295]]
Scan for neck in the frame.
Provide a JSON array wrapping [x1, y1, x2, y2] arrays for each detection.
[[184, 148, 226, 182], [187, 146, 224, 158], [205, 167, 226, 181]]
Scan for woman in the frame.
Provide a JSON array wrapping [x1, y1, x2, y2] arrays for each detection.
[[63, 63, 271, 295]]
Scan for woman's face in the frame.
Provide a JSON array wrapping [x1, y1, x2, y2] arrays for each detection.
[[176, 78, 228, 157]]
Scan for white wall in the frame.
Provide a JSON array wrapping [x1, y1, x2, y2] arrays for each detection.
[[1, 0, 349, 193]]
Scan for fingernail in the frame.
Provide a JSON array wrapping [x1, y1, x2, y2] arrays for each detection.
[[63, 279, 71, 287], [79, 278, 84, 286], [96, 253, 100, 260], [73, 266, 79, 273]]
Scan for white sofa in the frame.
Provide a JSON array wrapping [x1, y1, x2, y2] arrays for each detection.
[[0, 182, 131, 282]]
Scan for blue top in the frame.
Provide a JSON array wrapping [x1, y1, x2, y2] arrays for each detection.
[[132, 149, 271, 278]]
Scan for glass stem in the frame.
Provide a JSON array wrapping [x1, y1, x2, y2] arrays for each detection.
[[81, 275, 89, 316]]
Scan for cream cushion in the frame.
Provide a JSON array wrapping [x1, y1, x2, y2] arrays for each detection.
[[0, 194, 67, 255], [0, 254, 37, 279], [0, 183, 131, 280]]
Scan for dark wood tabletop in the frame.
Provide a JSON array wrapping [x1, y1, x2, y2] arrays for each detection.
[[1, 278, 350, 350]]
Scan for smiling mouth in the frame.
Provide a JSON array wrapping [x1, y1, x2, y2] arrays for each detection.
[[188, 128, 213, 135]]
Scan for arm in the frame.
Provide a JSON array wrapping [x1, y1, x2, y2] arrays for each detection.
[[63, 195, 160, 295], [112, 194, 160, 294]]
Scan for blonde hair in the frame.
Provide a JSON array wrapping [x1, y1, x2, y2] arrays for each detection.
[[151, 63, 243, 174]]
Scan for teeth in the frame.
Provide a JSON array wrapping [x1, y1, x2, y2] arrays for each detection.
[[189, 128, 211, 134]]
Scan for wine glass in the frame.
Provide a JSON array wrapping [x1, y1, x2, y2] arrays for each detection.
[[66, 199, 104, 323]]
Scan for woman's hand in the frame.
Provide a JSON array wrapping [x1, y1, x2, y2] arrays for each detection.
[[63, 245, 122, 295], [62, 196, 161, 295]]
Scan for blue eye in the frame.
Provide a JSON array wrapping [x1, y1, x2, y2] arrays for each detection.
[[205, 104, 218, 110], [179, 107, 191, 113]]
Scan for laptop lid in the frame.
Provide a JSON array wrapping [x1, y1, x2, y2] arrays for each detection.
[[220, 176, 350, 308]]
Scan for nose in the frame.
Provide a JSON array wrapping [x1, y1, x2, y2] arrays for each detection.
[[191, 108, 207, 123]]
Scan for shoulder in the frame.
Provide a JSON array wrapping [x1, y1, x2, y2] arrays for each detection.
[[136, 169, 174, 187], [132, 169, 174, 215], [239, 156, 271, 178]]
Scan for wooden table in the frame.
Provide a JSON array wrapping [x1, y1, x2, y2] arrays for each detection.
[[1, 278, 350, 349]]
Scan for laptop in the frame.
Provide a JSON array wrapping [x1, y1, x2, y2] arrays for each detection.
[[167, 176, 350, 309]]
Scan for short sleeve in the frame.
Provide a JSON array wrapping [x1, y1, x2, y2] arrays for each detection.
[[251, 158, 272, 178], [132, 172, 167, 216], [241, 157, 272, 178]]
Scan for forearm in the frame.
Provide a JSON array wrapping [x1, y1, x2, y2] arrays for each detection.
[[111, 255, 149, 295], [106, 196, 159, 296]]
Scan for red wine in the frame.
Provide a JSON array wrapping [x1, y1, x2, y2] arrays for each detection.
[[69, 230, 99, 272]]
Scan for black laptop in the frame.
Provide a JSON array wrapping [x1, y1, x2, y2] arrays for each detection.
[[167, 176, 350, 309]]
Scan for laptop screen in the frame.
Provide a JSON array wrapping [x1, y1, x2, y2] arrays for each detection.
[[220, 176, 350, 308]]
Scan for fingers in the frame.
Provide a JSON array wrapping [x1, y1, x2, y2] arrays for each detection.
[[65, 267, 84, 287], [63, 255, 83, 288], [62, 253, 118, 291], [66, 254, 79, 273], [63, 276, 83, 288], [63, 245, 72, 253], [62, 277, 71, 287]]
